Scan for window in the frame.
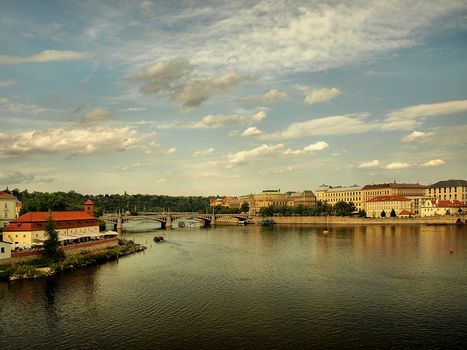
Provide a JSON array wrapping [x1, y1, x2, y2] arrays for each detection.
[[1, 247, 4, 253]]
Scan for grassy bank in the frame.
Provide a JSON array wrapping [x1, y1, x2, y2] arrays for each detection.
[[0, 239, 146, 281]]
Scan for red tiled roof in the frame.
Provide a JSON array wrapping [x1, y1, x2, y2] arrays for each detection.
[[399, 210, 413, 216], [367, 195, 411, 202], [4, 211, 99, 232], [434, 200, 464, 208], [0, 191, 16, 198], [83, 199, 94, 205]]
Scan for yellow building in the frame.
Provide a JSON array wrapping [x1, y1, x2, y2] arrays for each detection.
[[250, 190, 289, 214], [316, 185, 363, 209], [0, 191, 20, 229], [365, 195, 413, 217], [362, 182, 426, 215], [287, 190, 316, 207], [3, 208, 99, 249], [426, 179, 467, 202]]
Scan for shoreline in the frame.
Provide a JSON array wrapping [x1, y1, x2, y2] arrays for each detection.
[[0, 239, 146, 281], [214, 214, 467, 226]]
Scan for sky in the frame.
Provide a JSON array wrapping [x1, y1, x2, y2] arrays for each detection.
[[0, 0, 466, 196]]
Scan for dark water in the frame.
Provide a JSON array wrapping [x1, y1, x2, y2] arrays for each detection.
[[1, 224, 466, 350]]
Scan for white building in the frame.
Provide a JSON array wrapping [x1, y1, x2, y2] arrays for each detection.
[[0, 191, 20, 229]]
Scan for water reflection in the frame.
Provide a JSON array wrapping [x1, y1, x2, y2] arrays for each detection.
[[1, 224, 466, 350]]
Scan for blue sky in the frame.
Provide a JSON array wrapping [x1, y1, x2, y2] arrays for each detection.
[[0, 0, 466, 195]]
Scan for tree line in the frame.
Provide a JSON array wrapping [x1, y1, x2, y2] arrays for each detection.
[[3, 188, 212, 216]]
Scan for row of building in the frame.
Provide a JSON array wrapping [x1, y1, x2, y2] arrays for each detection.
[[211, 179, 467, 217]]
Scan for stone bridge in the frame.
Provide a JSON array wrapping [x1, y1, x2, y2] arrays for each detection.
[[102, 212, 251, 230]]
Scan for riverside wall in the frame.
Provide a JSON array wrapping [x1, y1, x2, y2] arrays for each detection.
[[0, 238, 119, 265], [259, 215, 467, 226]]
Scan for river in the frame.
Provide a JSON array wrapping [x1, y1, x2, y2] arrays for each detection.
[[1, 224, 466, 350]]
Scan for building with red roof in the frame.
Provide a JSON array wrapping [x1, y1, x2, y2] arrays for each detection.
[[2, 200, 99, 249], [420, 198, 466, 217], [365, 195, 413, 218]]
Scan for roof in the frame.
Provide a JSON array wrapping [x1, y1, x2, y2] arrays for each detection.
[[432, 200, 464, 208], [0, 191, 16, 199], [13, 211, 95, 223], [429, 179, 467, 189], [4, 211, 99, 232], [399, 210, 413, 216], [362, 183, 427, 190], [327, 186, 362, 193], [83, 199, 94, 205], [367, 195, 411, 202]]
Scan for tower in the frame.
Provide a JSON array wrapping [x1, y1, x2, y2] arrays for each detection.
[[83, 199, 94, 216]]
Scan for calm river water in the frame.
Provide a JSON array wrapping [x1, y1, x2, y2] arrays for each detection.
[[1, 224, 466, 350]]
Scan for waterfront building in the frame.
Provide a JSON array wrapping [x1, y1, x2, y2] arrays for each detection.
[[287, 190, 317, 207], [316, 185, 363, 209], [0, 241, 12, 260], [365, 195, 413, 217], [420, 198, 466, 217], [0, 191, 20, 229], [2, 200, 99, 249], [210, 196, 240, 208], [250, 190, 289, 214], [426, 179, 467, 202], [362, 182, 427, 215]]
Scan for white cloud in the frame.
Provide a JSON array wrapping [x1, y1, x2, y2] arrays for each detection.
[[402, 131, 434, 142], [384, 99, 467, 130], [421, 159, 445, 167], [155, 178, 166, 184], [262, 115, 375, 140], [0, 80, 15, 87], [357, 160, 381, 169], [187, 1, 466, 74], [0, 50, 90, 64], [241, 127, 263, 137], [82, 109, 113, 124], [116, 163, 142, 172], [0, 170, 54, 185], [283, 141, 329, 155], [165, 147, 177, 154], [193, 148, 215, 157], [228, 144, 284, 165], [0, 126, 148, 158], [242, 89, 288, 104], [0, 97, 52, 114], [296, 85, 342, 105], [162, 110, 268, 129], [384, 162, 411, 170], [118, 107, 146, 112], [191, 172, 239, 179]]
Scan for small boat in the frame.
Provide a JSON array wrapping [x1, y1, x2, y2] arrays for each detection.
[[259, 219, 275, 226], [154, 236, 164, 242], [178, 221, 186, 228]]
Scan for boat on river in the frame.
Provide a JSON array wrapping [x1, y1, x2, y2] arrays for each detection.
[[153, 236, 164, 243]]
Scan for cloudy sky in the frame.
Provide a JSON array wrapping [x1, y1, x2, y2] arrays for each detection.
[[1, 0, 466, 195]]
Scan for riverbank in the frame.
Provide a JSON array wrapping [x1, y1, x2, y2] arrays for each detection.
[[255, 214, 467, 225], [0, 239, 146, 281]]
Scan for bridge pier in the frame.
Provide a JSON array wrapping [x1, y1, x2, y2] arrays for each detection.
[[211, 214, 216, 226], [117, 213, 123, 232], [165, 214, 172, 229]]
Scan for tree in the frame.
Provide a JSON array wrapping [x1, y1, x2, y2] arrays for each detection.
[[240, 202, 250, 213], [381, 210, 386, 218], [43, 212, 65, 261], [390, 209, 396, 217], [358, 209, 367, 217]]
